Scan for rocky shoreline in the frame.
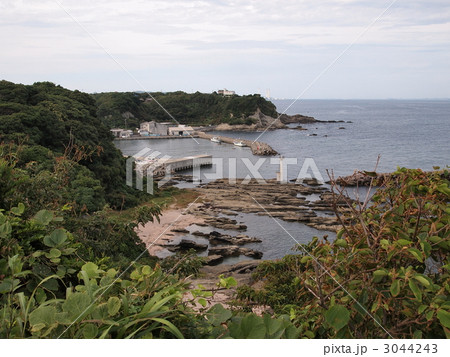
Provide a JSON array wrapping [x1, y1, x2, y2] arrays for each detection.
[[199, 108, 352, 133], [138, 177, 355, 266]]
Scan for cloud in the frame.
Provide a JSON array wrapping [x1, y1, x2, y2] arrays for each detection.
[[0, 0, 449, 98]]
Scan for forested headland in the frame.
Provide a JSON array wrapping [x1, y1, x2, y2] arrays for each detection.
[[93, 90, 278, 128]]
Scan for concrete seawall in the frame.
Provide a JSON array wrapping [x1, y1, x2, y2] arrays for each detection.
[[196, 132, 277, 156], [136, 154, 213, 177], [115, 135, 197, 140]]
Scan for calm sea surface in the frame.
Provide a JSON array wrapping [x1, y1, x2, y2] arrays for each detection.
[[115, 100, 449, 261]]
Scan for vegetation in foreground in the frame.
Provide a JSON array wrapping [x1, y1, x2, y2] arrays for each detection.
[[236, 168, 450, 338], [1, 160, 448, 337]]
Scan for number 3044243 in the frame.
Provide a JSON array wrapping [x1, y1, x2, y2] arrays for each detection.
[[384, 344, 438, 354]]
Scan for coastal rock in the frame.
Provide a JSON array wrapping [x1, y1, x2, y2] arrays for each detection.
[[208, 231, 262, 245], [205, 217, 247, 231], [191, 230, 209, 237], [300, 178, 322, 186], [250, 141, 278, 156], [204, 254, 224, 266], [279, 113, 318, 124], [334, 171, 388, 186], [171, 228, 190, 233], [208, 246, 263, 259], [167, 239, 208, 252]]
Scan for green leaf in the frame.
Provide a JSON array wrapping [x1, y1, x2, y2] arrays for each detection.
[[414, 275, 431, 288], [198, 298, 207, 307], [141, 265, 152, 275], [107, 297, 121, 316], [207, 304, 232, 326], [218, 276, 237, 288], [418, 305, 427, 314], [437, 309, 450, 329], [11, 203, 25, 216], [429, 236, 443, 246], [396, 239, 412, 246], [390, 279, 401, 297], [29, 305, 57, 328], [373, 269, 388, 282], [35, 288, 47, 304], [0, 222, 12, 238], [301, 256, 311, 264], [263, 314, 284, 338], [62, 293, 92, 321], [151, 317, 184, 339], [334, 239, 348, 248], [324, 305, 350, 331], [43, 229, 68, 247], [408, 248, 423, 263], [234, 314, 266, 338], [82, 262, 100, 279], [34, 210, 54, 226], [0, 278, 20, 294], [82, 323, 98, 339], [48, 248, 61, 259], [409, 280, 422, 302]]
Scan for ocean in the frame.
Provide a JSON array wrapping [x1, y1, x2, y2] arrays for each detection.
[[116, 99, 449, 180], [115, 99, 449, 261]]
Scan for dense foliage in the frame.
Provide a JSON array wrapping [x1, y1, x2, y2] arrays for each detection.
[[0, 80, 144, 209], [93, 91, 278, 128], [237, 168, 450, 338]]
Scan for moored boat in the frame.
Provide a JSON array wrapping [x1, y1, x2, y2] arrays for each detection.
[[233, 140, 246, 147], [210, 136, 221, 143]]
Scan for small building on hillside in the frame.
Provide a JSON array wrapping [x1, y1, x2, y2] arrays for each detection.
[[217, 89, 235, 96], [168, 125, 194, 136], [110, 128, 124, 138], [140, 121, 173, 136], [120, 130, 133, 138]]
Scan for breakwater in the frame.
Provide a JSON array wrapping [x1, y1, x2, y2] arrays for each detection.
[[196, 132, 277, 156]]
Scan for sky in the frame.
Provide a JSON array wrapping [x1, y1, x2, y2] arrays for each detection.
[[1, 0, 450, 99]]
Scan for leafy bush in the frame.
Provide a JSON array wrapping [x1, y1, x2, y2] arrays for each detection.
[[0, 203, 193, 339], [160, 249, 205, 278], [199, 303, 299, 339], [237, 168, 450, 338]]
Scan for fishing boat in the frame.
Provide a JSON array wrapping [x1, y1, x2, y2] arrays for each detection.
[[233, 140, 246, 147], [210, 136, 221, 143]]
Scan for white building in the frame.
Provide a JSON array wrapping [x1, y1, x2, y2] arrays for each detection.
[[111, 128, 133, 138], [140, 121, 173, 136], [217, 89, 235, 96], [120, 130, 133, 138], [110, 128, 124, 138], [168, 125, 194, 136]]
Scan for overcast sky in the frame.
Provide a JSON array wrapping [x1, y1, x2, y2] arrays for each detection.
[[1, 0, 449, 98]]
